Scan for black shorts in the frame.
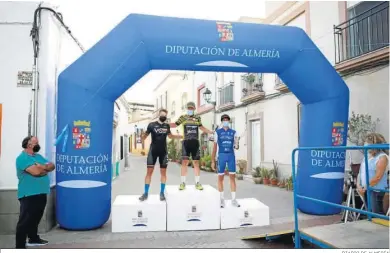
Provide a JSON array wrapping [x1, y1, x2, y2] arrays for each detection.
[[147, 146, 168, 168], [182, 140, 200, 161]]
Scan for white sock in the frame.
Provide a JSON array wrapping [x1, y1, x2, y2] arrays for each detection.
[[231, 192, 236, 200], [220, 192, 224, 199], [181, 176, 186, 183], [195, 176, 200, 184]]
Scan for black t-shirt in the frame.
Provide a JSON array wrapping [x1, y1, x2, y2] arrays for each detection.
[[146, 121, 171, 152]]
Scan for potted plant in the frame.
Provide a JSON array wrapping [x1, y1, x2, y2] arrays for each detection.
[[270, 160, 279, 186], [278, 178, 286, 188], [243, 73, 256, 84], [286, 176, 293, 191], [348, 112, 380, 174], [237, 159, 248, 174], [203, 155, 212, 171], [236, 166, 244, 180], [261, 167, 270, 185], [252, 166, 262, 184], [167, 139, 177, 161], [200, 157, 206, 169], [270, 172, 278, 186]]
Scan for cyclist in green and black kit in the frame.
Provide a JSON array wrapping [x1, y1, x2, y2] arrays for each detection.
[[171, 102, 213, 190]]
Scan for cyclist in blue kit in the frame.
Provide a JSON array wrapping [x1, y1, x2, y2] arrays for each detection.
[[211, 114, 240, 208]]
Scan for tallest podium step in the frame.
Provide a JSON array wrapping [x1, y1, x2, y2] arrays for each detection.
[[165, 184, 220, 231]]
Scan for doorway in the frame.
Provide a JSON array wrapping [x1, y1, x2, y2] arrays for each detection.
[[251, 120, 261, 169]]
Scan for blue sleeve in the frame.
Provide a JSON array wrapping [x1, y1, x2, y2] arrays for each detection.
[[16, 155, 34, 172]]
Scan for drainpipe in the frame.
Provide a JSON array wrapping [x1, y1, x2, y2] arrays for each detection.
[[30, 57, 39, 136], [213, 73, 218, 130]]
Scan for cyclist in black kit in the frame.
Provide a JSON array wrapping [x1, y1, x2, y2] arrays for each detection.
[[139, 109, 182, 201], [171, 102, 213, 191]]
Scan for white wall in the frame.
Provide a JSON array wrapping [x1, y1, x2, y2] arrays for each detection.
[[346, 66, 390, 163], [0, 1, 39, 189], [229, 11, 308, 105], [254, 1, 389, 176], [264, 1, 288, 18], [168, 73, 193, 120], [0, 1, 82, 189], [194, 71, 218, 106], [347, 1, 362, 8], [247, 94, 299, 177], [309, 1, 340, 65], [154, 72, 194, 121], [262, 12, 307, 93], [268, 1, 303, 25], [42, 3, 84, 185], [113, 102, 130, 170]]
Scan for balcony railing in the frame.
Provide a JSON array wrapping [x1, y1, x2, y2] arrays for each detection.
[[218, 82, 235, 111], [334, 2, 389, 64], [240, 73, 265, 103]]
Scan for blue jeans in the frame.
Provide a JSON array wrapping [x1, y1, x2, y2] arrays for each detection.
[[367, 191, 385, 215]]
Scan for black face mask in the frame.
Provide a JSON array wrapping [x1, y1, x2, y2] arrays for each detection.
[[159, 116, 167, 122], [32, 144, 41, 153]]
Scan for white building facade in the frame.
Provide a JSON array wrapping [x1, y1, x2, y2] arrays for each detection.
[[0, 1, 131, 234], [193, 1, 389, 178], [127, 101, 155, 155]]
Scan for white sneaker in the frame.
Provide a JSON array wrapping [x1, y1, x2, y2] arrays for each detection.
[[231, 199, 240, 207]]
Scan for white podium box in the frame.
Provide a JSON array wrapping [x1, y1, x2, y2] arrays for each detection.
[[166, 185, 220, 231], [112, 195, 166, 233], [220, 198, 270, 229]]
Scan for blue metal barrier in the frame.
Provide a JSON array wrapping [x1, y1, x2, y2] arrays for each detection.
[[292, 144, 390, 248]]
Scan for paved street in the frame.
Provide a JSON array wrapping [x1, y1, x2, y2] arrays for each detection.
[[0, 155, 340, 248]]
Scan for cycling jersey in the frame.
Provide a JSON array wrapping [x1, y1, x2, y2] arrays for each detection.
[[145, 121, 171, 153], [175, 114, 203, 141], [214, 128, 236, 154], [214, 128, 237, 175]]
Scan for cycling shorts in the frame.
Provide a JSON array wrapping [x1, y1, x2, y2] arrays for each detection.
[[217, 153, 236, 175]]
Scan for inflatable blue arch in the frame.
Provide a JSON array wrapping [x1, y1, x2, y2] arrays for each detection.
[[56, 14, 349, 230]]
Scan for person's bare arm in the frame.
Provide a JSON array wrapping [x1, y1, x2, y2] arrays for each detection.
[[234, 132, 239, 150], [356, 171, 366, 196], [44, 162, 55, 172], [170, 115, 184, 129], [142, 123, 153, 141], [168, 133, 183, 139], [211, 142, 217, 162], [369, 155, 388, 187], [356, 169, 362, 188], [211, 142, 217, 171], [25, 164, 48, 177], [141, 132, 150, 141]]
